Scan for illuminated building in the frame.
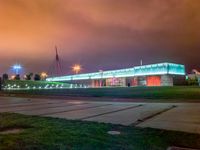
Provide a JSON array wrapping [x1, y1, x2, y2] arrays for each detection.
[[187, 69, 200, 86], [46, 62, 185, 87]]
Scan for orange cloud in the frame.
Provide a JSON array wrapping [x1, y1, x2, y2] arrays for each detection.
[[0, 0, 200, 73]]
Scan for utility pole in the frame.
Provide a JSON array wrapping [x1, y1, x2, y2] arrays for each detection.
[[48, 46, 63, 76], [55, 46, 62, 75]]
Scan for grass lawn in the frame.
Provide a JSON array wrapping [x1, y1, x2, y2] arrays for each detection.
[[0, 113, 200, 150], [4, 86, 200, 100]]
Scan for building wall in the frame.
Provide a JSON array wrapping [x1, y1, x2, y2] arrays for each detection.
[[106, 78, 126, 87], [160, 75, 173, 86], [137, 76, 146, 86], [130, 77, 138, 86], [92, 79, 106, 87], [65, 75, 176, 87], [130, 75, 173, 87]]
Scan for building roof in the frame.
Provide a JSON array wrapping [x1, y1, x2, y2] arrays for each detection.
[[46, 62, 185, 82]]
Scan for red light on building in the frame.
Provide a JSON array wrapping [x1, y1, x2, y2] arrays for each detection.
[[146, 76, 161, 86], [131, 77, 138, 86]]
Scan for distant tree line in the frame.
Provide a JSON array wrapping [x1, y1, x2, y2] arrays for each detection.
[[1, 73, 44, 81], [0, 73, 49, 91], [187, 76, 199, 86]]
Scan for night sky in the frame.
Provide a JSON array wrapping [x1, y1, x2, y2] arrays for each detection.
[[0, 0, 200, 75]]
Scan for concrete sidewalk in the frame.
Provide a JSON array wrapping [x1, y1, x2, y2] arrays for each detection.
[[0, 96, 200, 134]]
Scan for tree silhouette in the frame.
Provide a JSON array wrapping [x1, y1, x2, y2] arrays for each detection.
[[34, 74, 41, 81], [2, 74, 9, 81], [25, 73, 33, 80], [14, 74, 20, 80]]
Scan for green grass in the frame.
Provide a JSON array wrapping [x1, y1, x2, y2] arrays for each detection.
[[4, 86, 200, 100], [0, 113, 200, 150]]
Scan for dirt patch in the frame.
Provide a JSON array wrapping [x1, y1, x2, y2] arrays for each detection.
[[0, 128, 24, 135]]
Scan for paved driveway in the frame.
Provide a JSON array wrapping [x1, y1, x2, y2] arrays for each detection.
[[0, 97, 200, 134]]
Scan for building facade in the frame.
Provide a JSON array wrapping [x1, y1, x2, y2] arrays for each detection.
[[46, 62, 185, 87]]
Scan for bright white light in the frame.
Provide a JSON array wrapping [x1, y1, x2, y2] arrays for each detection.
[[12, 64, 22, 74], [13, 64, 22, 69]]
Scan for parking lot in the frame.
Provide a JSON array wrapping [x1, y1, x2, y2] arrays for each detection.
[[0, 97, 200, 134]]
